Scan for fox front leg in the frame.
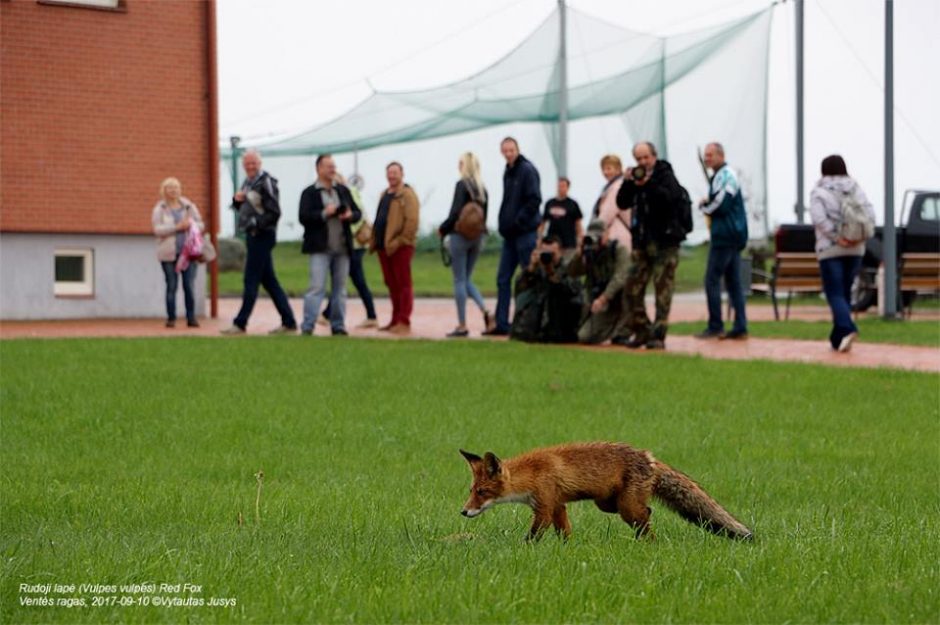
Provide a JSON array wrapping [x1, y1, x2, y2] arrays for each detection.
[[552, 505, 572, 540], [525, 505, 553, 542]]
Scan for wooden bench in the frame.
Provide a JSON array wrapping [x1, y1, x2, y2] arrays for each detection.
[[751, 252, 821, 320], [899, 252, 940, 317]]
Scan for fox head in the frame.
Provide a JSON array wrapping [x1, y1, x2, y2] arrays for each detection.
[[459, 449, 505, 518]]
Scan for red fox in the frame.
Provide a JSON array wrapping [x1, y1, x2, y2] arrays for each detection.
[[460, 442, 752, 541]]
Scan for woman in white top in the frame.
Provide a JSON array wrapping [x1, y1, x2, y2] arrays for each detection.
[[593, 154, 631, 252], [809, 155, 875, 352], [151, 177, 205, 328]]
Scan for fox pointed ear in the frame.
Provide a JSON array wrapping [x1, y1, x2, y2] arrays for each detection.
[[483, 452, 502, 477], [460, 449, 482, 465]]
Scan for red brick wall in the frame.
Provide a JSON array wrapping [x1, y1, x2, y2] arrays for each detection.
[[0, 0, 212, 235]]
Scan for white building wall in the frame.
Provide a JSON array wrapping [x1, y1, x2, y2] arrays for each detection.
[[0, 233, 207, 320]]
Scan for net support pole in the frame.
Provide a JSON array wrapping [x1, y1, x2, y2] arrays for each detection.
[[557, 0, 568, 177], [794, 0, 805, 224], [882, 0, 898, 317]]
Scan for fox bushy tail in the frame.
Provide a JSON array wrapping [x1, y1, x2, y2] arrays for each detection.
[[652, 462, 753, 540]]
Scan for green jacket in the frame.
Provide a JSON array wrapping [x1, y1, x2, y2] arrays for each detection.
[[568, 242, 630, 302]]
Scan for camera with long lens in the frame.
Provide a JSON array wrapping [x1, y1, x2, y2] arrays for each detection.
[[539, 251, 555, 266], [631, 166, 647, 181], [581, 235, 596, 262]]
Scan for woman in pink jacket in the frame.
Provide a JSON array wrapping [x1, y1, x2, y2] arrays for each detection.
[[152, 177, 205, 328], [593, 154, 631, 252]]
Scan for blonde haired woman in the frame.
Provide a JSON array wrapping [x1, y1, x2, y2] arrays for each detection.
[[151, 177, 205, 328], [438, 152, 493, 337], [594, 154, 631, 251]]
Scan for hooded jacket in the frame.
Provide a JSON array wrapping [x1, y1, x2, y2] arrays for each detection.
[[615, 159, 685, 248], [498, 154, 541, 238], [809, 176, 875, 259]]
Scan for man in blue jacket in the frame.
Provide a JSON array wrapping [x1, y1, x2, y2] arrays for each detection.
[[485, 137, 542, 336], [696, 142, 749, 340]]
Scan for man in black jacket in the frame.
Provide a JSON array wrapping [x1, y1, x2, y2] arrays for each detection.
[[485, 137, 542, 336], [297, 154, 362, 335], [221, 150, 297, 335], [612, 141, 688, 349]]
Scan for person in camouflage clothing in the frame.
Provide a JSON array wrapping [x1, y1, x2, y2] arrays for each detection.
[[568, 219, 631, 344], [612, 142, 688, 349], [510, 236, 582, 344]]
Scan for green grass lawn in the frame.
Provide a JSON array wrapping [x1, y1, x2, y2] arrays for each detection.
[[2, 338, 938, 623], [218, 240, 709, 298], [670, 318, 940, 347]]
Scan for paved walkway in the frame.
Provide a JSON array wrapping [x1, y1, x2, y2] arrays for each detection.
[[2, 294, 937, 373]]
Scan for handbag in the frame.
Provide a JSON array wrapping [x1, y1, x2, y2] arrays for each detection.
[[355, 220, 373, 246], [198, 238, 217, 263]]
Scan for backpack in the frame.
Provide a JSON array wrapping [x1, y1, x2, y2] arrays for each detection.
[[675, 184, 694, 236], [837, 188, 875, 242], [454, 181, 486, 240]]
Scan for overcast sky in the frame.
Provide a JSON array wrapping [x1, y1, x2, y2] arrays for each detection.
[[216, 0, 939, 237]]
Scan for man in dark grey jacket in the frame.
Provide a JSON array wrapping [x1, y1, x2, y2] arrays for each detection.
[[485, 137, 542, 336], [221, 150, 297, 335]]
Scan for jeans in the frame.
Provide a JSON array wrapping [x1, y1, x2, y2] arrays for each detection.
[[705, 246, 747, 334], [819, 255, 862, 349], [324, 248, 377, 321], [378, 245, 415, 326], [495, 231, 538, 332], [449, 234, 487, 326], [233, 230, 297, 330], [302, 252, 350, 333], [160, 259, 196, 323]]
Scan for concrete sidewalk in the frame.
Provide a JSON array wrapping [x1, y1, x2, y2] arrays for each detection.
[[2, 294, 937, 373]]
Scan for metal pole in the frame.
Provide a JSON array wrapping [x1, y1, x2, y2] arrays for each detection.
[[557, 0, 568, 178], [882, 0, 898, 317], [229, 135, 241, 236], [794, 0, 805, 223]]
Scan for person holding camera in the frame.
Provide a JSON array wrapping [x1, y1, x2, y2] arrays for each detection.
[[371, 161, 420, 335], [510, 236, 581, 343], [567, 219, 631, 345], [612, 141, 689, 350], [298, 154, 362, 336], [221, 150, 298, 335]]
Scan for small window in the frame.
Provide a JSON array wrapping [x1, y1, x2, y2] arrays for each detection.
[[38, 0, 125, 11], [54, 249, 94, 297], [919, 197, 940, 222]]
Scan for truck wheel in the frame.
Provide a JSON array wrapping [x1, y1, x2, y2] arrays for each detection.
[[851, 270, 877, 312]]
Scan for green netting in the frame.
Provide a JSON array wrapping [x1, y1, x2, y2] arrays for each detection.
[[224, 6, 773, 240]]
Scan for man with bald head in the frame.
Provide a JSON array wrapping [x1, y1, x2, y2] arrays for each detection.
[[221, 150, 297, 335], [611, 141, 689, 349], [695, 142, 749, 340]]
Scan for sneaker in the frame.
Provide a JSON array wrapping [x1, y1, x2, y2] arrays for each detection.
[[837, 332, 858, 353], [187, 319, 200, 328], [722, 330, 749, 341], [332, 328, 348, 336], [378, 323, 394, 332], [389, 323, 411, 335], [268, 326, 297, 336], [447, 328, 469, 338], [645, 339, 666, 350], [481, 328, 509, 337], [357, 318, 379, 329], [612, 336, 645, 349], [165, 319, 176, 328], [300, 329, 313, 336], [694, 329, 724, 340], [220, 325, 246, 335], [317, 317, 329, 327]]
